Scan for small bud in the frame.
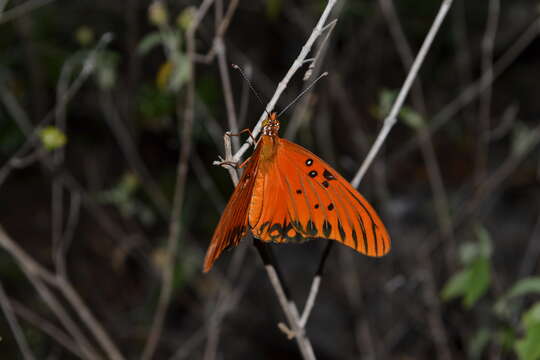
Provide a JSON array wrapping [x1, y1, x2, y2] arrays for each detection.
[[39, 126, 67, 151], [75, 26, 94, 46], [177, 6, 196, 30], [149, 1, 169, 27]]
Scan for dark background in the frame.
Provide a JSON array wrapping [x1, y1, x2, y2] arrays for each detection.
[[1, 0, 540, 359]]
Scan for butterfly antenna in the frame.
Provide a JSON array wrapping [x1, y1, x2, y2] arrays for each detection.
[[231, 64, 271, 119], [277, 72, 328, 118]]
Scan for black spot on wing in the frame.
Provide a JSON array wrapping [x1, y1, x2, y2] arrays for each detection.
[[323, 169, 335, 180], [323, 221, 332, 237], [343, 186, 378, 231], [296, 189, 302, 194], [337, 221, 346, 242], [291, 220, 305, 234], [306, 220, 318, 236], [356, 214, 368, 254], [351, 228, 358, 250], [328, 203, 334, 211], [322, 181, 329, 188], [309, 170, 318, 178], [305, 159, 313, 166], [372, 222, 378, 255], [259, 221, 271, 234]]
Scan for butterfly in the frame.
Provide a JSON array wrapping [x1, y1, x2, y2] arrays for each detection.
[[203, 112, 390, 272]]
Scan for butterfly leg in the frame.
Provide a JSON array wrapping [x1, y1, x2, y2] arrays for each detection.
[[226, 129, 257, 146], [214, 155, 251, 169], [238, 156, 251, 168], [215, 157, 240, 168]]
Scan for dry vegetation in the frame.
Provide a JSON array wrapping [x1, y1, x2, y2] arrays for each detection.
[[1, 0, 540, 359]]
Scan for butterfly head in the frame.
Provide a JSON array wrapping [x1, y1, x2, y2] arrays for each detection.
[[262, 112, 280, 137]]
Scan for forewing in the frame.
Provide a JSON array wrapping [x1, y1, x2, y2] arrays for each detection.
[[253, 138, 390, 257]]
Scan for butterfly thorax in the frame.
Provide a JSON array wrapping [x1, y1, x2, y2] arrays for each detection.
[[261, 112, 280, 137], [259, 113, 281, 164]]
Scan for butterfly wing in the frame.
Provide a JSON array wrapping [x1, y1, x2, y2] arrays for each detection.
[[251, 138, 390, 257], [203, 146, 261, 272]]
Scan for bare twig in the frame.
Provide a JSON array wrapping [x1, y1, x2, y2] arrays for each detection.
[[299, 0, 454, 331], [379, 0, 453, 245], [475, 0, 500, 183], [0, 0, 55, 24], [0, 225, 101, 360], [100, 90, 170, 217], [253, 241, 316, 360], [56, 277, 125, 360], [351, 0, 454, 187], [0, 224, 126, 359], [141, 2, 215, 359], [0, 281, 36, 360], [10, 299, 83, 358], [391, 16, 540, 164], [215, 38, 240, 151], [0, 33, 113, 187], [231, 0, 339, 163]]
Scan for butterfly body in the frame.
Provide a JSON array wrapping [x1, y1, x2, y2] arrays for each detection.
[[203, 113, 390, 272]]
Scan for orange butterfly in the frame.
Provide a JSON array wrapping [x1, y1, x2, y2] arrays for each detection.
[[203, 112, 390, 272]]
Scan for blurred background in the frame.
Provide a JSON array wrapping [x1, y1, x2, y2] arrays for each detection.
[[1, 0, 540, 359]]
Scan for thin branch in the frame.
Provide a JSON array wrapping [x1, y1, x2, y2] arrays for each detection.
[[253, 241, 316, 360], [0, 225, 101, 360], [0, 281, 36, 360], [100, 90, 170, 217], [0, 223, 126, 359], [141, 1, 215, 359], [475, 0, 500, 183], [55, 277, 125, 360], [231, 0, 339, 163], [0, 33, 113, 188], [0, 0, 55, 24], [351, 0, 454, 187], [299, 0, 454, 330], [391, 16, 540, 164], [9, 299, 83, 358], [378, 0, 454, 262], [215, 37, 240, 151]]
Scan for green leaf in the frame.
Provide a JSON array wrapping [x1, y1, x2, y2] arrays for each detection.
[[39, 126, 67, 150], [168, 53, 190, 92], [475, 225, 493, 258], [464, 257, 490, 308], [138, 31, 163, 55], [441, 257, 490, 308], [400, 107, 425, 129], [508, 277, 540, 300], [523, 303, 540, 328], [468, 328, 491, 360], [442, 269, 470, 301], [459, 225, 492, 265], [494, 277, 540, 318], [379, 89, 396, 117], [516, 303, 540, 360], [497, 327, 516, 351]]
